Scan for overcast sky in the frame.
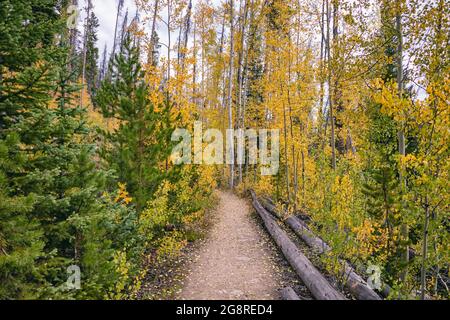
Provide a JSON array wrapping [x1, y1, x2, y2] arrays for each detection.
[[76, 0, 427, 100], [78, 0, 223, 58], [79, 0, 138, 55]]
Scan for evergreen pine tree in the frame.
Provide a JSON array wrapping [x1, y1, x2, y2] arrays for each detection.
[[0, 0, 63, 298], [0, 0, 143, 299], [0, 134, 43, 299], [95, 32, 179, 212]]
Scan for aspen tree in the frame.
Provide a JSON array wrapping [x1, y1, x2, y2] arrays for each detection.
[[236, 0, 249, 184], [395, 0, 409, 283], [326, 0, 337, 170], [227, 0, 235, 189]]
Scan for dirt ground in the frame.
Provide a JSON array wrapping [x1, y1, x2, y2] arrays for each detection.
[[179, 190, 283, 300]]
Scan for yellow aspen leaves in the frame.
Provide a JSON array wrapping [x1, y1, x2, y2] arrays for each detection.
[[115, 182, 133, 205]]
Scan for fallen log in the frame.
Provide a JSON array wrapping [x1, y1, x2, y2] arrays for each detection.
[[259, 198, 284, 219], [280, 287, 302, 300], [290, 216, 382, 300], [260, 198, 382, 300], [260, 197, 311, 221], [260, 197, 311, 222], [250, 191, 346, 300], [285, 216, 331, 254]]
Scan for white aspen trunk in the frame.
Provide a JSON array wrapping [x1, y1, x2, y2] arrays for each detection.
[[326, 0, 336, 170], [167, 0, 171, 85], [287, 36, 296, 207], [228, 0, 235, 189], [192, 23, 197, 105], [237, 0, 249, 184], [241, 0, 253, 183], [218, 11, 228, 179], [396, 0, 409, 282], [201, 14, 205, 122], [282, 81, 291, 203]]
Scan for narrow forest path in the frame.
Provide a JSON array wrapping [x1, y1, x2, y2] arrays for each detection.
[[179, 191, 282, 300]]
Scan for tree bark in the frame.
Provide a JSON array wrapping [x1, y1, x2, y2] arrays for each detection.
[[148, 0, 160, 65], [227, 0, 235, 189], [396, 0, 409, 282], [236, 0, 248, 184], [281, 287, 302, 300], [109, 0, 124, 79], [80, 0, 92, 108], [326, 0, 336, 170], [167, 0, 171, 82], [177, 0, 192, 72], [112, 0, 123, 57], [420, 197, 430, 300], [282, 85, 291, 203]]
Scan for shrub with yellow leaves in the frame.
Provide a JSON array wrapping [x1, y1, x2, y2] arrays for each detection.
[[115, 182, 133, 205]]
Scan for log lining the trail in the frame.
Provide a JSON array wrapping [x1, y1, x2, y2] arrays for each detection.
[[259, 196, 382, 300], [250, 190, 346, 300], [280, 287, 302, 300]]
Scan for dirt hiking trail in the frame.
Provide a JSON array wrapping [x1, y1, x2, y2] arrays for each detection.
[[179, 191, 282, 300]]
